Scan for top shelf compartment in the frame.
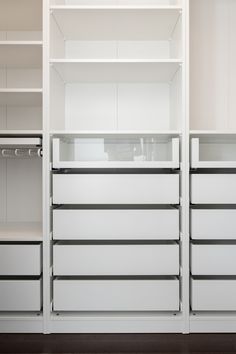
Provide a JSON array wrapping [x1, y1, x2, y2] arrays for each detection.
[[50, 7, 182, 60], [0, 0, 42, 41]]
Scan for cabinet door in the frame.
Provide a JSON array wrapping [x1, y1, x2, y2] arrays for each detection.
[[53, 174, 179, 204]]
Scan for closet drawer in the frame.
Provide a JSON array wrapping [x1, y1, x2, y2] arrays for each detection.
[[191, 209, 236, 240], [191, 244, 236, 275], [53, 174, 179, 205], [0, 279, 42, 311], [53, 208, 179, 240], [191, 174, 236, 204], [53, 244, 179, 276], [191, 278, 236, 311], [0, 244, 41, 276], [53, 279, 179, 312]]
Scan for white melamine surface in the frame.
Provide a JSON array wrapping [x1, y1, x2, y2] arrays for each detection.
[[53, 244, 179, 276], [191, 278, 236, 311], [191, 209, 236, 240], [0, 279, 42, 311], [191, 174, 236, 204], [191, 244, 236, 276], [53, 279, 179, 311], [53, 173, 179, 205], [53, 208, 179, 240], [0, 244, 41, 275], [50, 9, 181, 41]]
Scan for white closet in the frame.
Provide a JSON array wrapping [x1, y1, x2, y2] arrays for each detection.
[[0, 0, 236, 334]]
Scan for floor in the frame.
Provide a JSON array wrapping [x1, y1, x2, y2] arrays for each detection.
[[0, 334, 236, 354]]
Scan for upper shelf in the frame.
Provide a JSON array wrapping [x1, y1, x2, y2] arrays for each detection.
[[51, 60, 181, 82], [50, 7, 182, 41], [0, 0, 42, 32], [0, 42, 42, 68]]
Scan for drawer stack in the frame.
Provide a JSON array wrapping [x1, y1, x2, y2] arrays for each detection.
[[52, 135, 180, 313], [190, 137, 236, 311], [0, 243, 42, 311]]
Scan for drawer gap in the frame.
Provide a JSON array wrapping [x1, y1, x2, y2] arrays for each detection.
[[54, 275, 179, 281], [53, 168, 180, 174]]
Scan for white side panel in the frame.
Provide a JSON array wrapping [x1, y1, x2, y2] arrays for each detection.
[[0, 279, 41, 311], [191, 209, 236, 240], [53, 174, 179, 204], [53, 209, 179, 240], [0, 244, 41, 275], [191, 279, 236, 311], [191, 244, 236, 275], [53, 244, 179, 275], [53, 279, 180, 311], [191, 174, 236, 204]]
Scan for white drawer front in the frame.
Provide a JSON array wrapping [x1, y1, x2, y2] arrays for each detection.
[[53, 174, 179, 205], [53, 279, 179, 311], [191, 174, 236, 204], [0, 244, 41, 276], [191, 278, 236, 311], [53, 208, 179, 240], [191, 244, 236, 275], [53, 244, 179, 276], [0, 279, 42, 311], [191, 209, 236, 240]]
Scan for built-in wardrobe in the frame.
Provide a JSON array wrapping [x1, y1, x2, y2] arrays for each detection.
[[0, 0, 236, 333]]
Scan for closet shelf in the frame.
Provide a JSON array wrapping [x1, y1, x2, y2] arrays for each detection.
[[51, 130, 181, 136], [0, 222, 43, 242], [50, 7, 181, 41], [51, 60, 181, 82]]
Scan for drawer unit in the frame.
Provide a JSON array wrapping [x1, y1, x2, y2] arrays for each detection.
[[191, 208, 236, 240], [53, 279, 179, 312], [0, 244, 41, 276], [53, 174, 179, 205], [191, 278, 236, 311], [191, 174, 236, 204], [53, 244, 179, 276], [191, 244, 236, 275], [53, 208, 179, 240], [0, 279, 42, 311]]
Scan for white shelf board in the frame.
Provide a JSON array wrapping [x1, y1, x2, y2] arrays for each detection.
[[51, 60, 181, 82], [190, 130, 236, 136], [51, 130, 181, 136], [50, 7, 182, 40], [0, 89, 42, 106], [0, 42, 42, 68], [0, 222, 42, 242], [0, 130, 43, 135]]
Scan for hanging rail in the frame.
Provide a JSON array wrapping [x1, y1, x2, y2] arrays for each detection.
[[0, 147, 43, 158]]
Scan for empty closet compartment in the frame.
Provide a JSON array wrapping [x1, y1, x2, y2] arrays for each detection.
[[191, 174, 236, 204], [0, 244, 41, 275], [52, 135, 180, 169], [0, 278, 42, 311], [50, 6, 182, 60], [191, 137, 236, 168], [191, 207, 236, 240], [190, 0, 236, 132], [53, 278, 179, 311], [191, 244, 236, 276], [50, 62, 182, 131], [191, 278, 236, 311], [0, 137, 43, 242], [53, 173, 179, 205], [53, 243, 179, 276], [53, 207, 179, 240]]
